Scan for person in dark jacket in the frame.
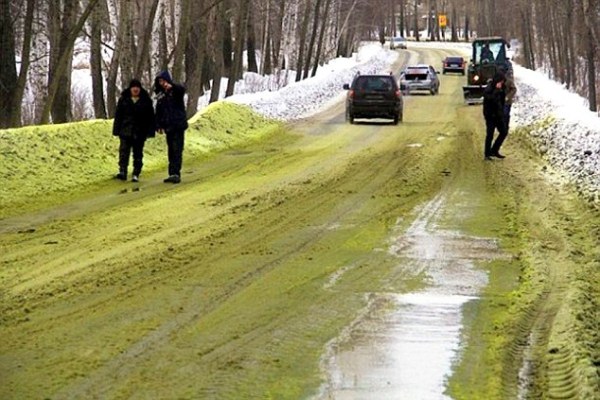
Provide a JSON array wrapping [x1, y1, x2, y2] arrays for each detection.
[[482, 71, 508, 160], [113, 79, 155, 182], [154, 71, 188, 184]]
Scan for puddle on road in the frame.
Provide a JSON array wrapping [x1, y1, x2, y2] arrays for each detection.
[[316, 194, 507, 399]]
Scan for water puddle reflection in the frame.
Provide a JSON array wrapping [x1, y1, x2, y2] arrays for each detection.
[[317, 194, 507, 399]]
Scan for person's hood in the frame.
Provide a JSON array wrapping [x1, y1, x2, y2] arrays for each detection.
[[156, 71, 173, 84], [121, 86, 151, 99], [154, 70, 173, 93]]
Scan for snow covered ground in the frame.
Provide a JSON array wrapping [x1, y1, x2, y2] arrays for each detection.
[[511, 65, 600, 205], [213, 43, 399, 120]]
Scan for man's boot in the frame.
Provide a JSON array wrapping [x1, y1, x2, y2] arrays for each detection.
[[115, 168, 127, 181]]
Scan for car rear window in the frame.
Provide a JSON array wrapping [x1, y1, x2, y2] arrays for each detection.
[[446, 57, 464, 63], [405, 68, 429, 75], [354, 76, 396, 91]]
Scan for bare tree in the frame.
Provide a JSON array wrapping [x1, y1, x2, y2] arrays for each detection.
[[41, 0, 101, 124]]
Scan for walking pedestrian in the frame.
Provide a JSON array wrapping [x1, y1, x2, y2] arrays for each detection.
[[154, 71, 188, 184], [482, 71, 508, 160], [113, 79, 155, 182]]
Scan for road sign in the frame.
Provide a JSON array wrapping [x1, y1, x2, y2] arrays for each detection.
[[439, 14, 447, 28]]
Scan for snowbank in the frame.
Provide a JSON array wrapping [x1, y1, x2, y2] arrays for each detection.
[[512, 65, 600, 205], [219, 42, 399, 120]]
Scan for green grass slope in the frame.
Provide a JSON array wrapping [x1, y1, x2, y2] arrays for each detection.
[[0, 102, 281, 219]]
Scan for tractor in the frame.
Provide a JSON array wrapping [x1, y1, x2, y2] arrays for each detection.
[[463, 37, 512, 104]]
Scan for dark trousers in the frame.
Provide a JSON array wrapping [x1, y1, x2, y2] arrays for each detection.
[[485, 117, 508, 156], [504, 103, 512, 132], [166, 129, 185, 176], [119, 136, 146, 175]]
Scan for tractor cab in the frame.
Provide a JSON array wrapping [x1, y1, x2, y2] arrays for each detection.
[[463, 37, 512, 104]]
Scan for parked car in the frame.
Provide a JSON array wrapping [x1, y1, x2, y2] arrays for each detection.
[[390, 36, 408, 50], [399, 65, 440, 95], [442, 56, 466, 75], [343, 74, 404, 125]]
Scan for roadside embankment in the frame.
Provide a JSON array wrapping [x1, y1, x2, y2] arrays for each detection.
[[0, 103, 281, 219]]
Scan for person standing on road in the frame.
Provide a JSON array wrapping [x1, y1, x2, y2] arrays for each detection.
[[482, 71, 508, 160], [113, 79, 155, 182], [154, 71, 188, 184]]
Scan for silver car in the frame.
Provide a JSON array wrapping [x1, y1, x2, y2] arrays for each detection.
[[390, 36, 408, 50], [399, 65, 440, 95]]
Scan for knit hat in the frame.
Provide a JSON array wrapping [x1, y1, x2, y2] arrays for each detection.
[[129, 79, 142, 89]]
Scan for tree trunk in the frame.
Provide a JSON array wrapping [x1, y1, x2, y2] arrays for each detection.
[[172, 0, 192, 82], [158, 19, 169, 71], [49, 0, 77, 124], [41, 0, 101, 124], [399, 0, 405, 37], [303, 0, 322, 80], [223, 5, 233, 77], [261, 0, 273, 75], [451, 5, 458, 42], [0, 0, 17, 128], [118, 0, 135, 88], [272, 0, 285, 71], [336, 0, 359, 56], [134, 0, 160, 79], [210, 1, 226, 103], [414, 0, 419, 41], [8, 0, 35, 127], [311, 0, 332, 77], [185, 0, 207, 118], [295, 0, 312, 82], [90, 3, 107, 119], [246, 4, 259, 73], [226, 0, 249, 97]]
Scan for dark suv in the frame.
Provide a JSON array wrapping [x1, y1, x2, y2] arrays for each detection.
[[343, 74, 403, 125], [442, 56, 466, 75]]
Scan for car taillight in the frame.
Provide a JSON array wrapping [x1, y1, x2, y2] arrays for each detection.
[[395, 89, 402, 98], [349, 90, 355, 99], [473, 75, 480, 82]]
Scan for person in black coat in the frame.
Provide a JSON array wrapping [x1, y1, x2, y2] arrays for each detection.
[[482, 72, 508, 160], [154, 71, 188, 184], [113, 79, 155, 182]]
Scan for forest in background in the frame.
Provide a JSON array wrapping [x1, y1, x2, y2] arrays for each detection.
[[1, 0, 599, 129]]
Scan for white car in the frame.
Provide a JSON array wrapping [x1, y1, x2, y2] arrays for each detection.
[[390, 37, 408, 50]]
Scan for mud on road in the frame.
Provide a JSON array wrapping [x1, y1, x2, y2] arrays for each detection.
[[1, 48, 598, 399]]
